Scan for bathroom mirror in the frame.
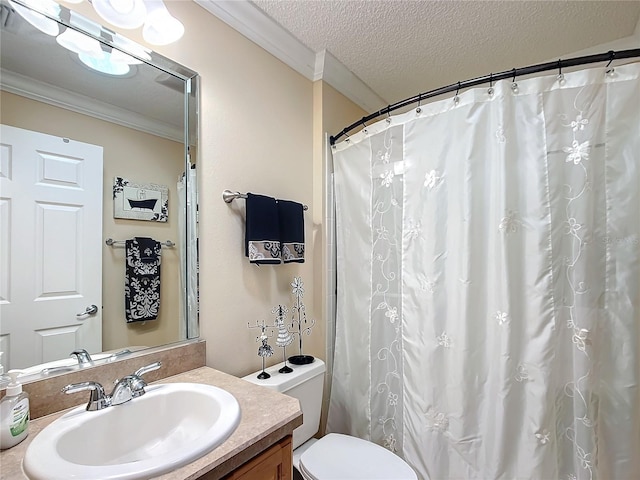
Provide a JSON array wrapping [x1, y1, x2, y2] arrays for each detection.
[[0, 0, 199, 375]]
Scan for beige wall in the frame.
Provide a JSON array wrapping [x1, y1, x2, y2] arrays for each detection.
[[1, 91, 183, 352], [55, 1, 367, 379]]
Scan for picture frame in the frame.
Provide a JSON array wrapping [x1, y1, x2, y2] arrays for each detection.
[[113, 177, 168, 222]]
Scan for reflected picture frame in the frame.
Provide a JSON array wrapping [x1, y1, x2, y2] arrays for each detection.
[[113, 176, 168, 222]]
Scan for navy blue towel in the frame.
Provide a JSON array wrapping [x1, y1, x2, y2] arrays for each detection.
[[125, 237, 161, 322], [245, 193, 282, 264], [278, 200, 305, 263]]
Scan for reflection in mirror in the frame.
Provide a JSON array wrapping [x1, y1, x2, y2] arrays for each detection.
[[0, 0, 199, 377]]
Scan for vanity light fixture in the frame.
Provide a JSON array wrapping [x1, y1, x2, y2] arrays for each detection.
[[92, 0, 146, 29], [65, 0, 184, 45], [55, 9, 129, 75], [141, 0, 184, 46], [10, 0, 167, 76], [56, 26, 104, 58], [78, 51, 131, 75], [8, 0, 60, 36]]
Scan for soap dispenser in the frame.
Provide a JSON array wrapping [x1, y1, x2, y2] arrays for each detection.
[[0, 352, 7, 387], [0, 370, 30, 450]]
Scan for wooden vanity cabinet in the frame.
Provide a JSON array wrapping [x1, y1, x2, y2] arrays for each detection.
[[217, 435, 293, 480]]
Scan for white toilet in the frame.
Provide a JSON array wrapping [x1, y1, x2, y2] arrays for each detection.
[[243, 358, 417, 480]]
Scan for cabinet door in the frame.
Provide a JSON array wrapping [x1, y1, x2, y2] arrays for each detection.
[[223, 436, 292, 480]]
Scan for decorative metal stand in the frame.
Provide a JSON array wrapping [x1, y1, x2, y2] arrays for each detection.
[[288, 277, 316, 365], [248, 320, 274, 379], [274, 305, 293, 373]]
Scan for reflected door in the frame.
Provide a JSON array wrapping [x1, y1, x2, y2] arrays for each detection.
[[0, 125, 103, 370]]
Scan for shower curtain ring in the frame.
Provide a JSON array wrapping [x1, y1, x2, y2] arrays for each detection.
[[511, 68, 519, 93], [606, 50, 616, 75], [361, 118, 369, 134], [385, 106, 392, 123], [416, 94, 422, 114], [606, 50, 615, 68], [487, 73, 494, 96], [557, 59, 565, 85], [453, 82, 461, 105]]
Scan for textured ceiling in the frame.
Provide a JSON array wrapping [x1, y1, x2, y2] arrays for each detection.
[[252, 0, 640, 105]]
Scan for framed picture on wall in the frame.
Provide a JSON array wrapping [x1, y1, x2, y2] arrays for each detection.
[[113, 177, 168, 222]]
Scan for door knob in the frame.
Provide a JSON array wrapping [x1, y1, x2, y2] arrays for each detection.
[[76, 305, 98, 317]]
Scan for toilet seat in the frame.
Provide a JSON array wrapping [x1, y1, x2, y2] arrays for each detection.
[[298, 433, 417, 480]]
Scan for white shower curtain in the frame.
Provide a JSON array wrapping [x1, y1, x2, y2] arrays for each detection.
[[177, 167, 199, 339], [328, 63, 640, 480]]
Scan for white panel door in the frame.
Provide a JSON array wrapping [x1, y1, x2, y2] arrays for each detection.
[[0, 124, 103, 370]]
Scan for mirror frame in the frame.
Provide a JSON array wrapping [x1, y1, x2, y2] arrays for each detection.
[[2, 0, 200, 376]]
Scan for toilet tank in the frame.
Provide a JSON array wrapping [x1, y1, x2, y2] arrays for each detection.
[[243, 359, 326, 449]]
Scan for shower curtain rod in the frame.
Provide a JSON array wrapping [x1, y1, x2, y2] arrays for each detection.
[[329, 48, 640, 145]]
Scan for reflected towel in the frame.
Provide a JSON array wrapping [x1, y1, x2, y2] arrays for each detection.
[[278, 199, 305, 263], [245, 193, 282, 264], [125, 237, 161, 322]]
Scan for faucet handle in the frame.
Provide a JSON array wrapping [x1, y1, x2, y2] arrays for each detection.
[[134, 361, 162, 378], [110, 362, 162, 406], [62, 381, 109, 411]]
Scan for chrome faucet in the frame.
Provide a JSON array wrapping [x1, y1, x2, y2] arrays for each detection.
[[70, 349, 93, 365], [62, 361, 162, 410], [111, 362, 161, 406], [61, 381, 110, 411]]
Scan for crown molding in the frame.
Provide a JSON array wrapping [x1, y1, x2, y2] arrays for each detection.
[[194, 0, 386, 112], [316, 50, 386, 113], [194, 0, 317, 79], [1, 69, 182, 142]]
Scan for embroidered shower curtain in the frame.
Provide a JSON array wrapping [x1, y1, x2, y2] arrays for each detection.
[[328, 64, 640, 480]]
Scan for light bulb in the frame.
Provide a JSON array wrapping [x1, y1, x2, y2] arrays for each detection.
[[142, 0, 184, 45], [57, 27, 104, 58], [9, 0, 60, 36], [79, 51, 130, 76], [92, 0, 146, 29]]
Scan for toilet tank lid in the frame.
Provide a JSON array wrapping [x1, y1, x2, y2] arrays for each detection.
[[242, 358, 325, 393], [299, 433, 418, 480]]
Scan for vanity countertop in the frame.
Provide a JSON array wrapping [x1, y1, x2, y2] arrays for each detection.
[[0, 366, 303, 479]]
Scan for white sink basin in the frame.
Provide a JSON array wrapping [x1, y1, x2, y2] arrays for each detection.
[[23, 383, 241, 480]]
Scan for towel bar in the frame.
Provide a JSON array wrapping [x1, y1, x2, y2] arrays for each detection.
[[222, 190, 308, 211], [105, 238, 175, 247]]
